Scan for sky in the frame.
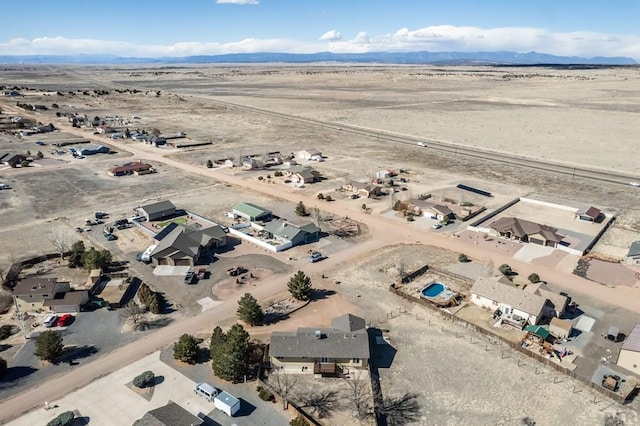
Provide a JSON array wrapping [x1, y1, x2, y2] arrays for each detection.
[[1, 0, 640, 59]]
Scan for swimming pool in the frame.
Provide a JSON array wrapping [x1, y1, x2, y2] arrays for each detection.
[[421, 282, 446, 298]]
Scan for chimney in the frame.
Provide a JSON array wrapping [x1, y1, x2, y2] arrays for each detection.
[[315, 330, 322, 340]]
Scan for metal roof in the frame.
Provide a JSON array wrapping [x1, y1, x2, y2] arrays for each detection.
[[621, 324, 640, 353], [232, 202, 272, 219], [627, 241, 640, 257]]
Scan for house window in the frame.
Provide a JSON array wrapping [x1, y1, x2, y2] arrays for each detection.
[[320, 357, 329, 363], [351, 358, 360, 363]]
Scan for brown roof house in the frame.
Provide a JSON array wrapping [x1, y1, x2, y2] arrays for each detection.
[[490, 217, 564, 248], [575, 206, 602, 223], [270, 313, 370, 377], [343, 180, 383, 199], [108, 161, 154, 177], [12, 277, 87, 313], [288, 165, 320, 184], [549, 317, 573, 340], [151, 223, 226, 266], [407, 199, 455, 220]]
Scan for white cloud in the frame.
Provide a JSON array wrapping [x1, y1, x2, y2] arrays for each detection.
[[2, 25, 640, 60], [319, 30, 341, 41], [216, 0, 259, 4]]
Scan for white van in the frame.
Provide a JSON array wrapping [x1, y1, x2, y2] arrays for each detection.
[[43, 314, 58, 328], [194, 382, 218, 402]]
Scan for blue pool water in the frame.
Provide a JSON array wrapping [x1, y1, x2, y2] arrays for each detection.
[[422, 282, 446, 298]]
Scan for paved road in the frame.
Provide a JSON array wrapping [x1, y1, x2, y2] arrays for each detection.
[[2, 101, 640, 423]]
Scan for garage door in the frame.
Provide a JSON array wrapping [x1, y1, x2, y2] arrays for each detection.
[[174, 259, 192, 267], [529, 238, 544, 246]]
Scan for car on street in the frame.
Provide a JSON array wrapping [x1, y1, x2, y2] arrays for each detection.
[[104, 233, 117, 241], [43, 314, 58, 328], [95, 211, 107, 219], [56, 314, 73, 327], [35, 141, 46, 146], [418, 141, 427, 147], [432, 223, 443, 229], [630, 182, 640, 187]]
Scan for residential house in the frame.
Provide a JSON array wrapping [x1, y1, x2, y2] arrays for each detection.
[[138, 200, 176, 221], [343, 180, 383, 199], [407, 199, 454, 220], [150, 223, 226, 266], [575, 206, 602, 222], [269, 313, 370, 376], [12, 277, 71, 312], [131, 133, 148, 142], [470, 276, 548, 328], [0, 153, 28, 165], [96, 125, 116, 134], [626, 241, 640, 265], [108, 161, 153, 177], [262, 220, 320, 247], [133, 401, 203, 426], [288, 165, 320, 184], [149, 135, 166, 146], [617, 324, 640, 375], [232, 202, 272, 222], [43, 290, 89, 313], [489, 217, 564, 248], [33, 124, 55, 133], [298, 148, 323, 161]]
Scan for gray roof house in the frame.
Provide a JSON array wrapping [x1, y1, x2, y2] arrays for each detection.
[[12, 277, 71, 313], [150, 224, 226, 266], [232, 202, 272, 222], [270, 313, 370, 376], [490, 217, 564, 248], [262, 220, 319, 247], [470, 276, 549, 327], [133, 401, 203, 426], [138, 200, 176, 221], [626, 241, 640, 265], [76, 145, 110, 155]]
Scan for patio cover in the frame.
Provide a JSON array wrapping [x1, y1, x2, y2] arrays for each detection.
[[524, 325, 550, 340]]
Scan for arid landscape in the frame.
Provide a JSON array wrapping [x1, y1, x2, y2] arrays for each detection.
[[1, 64, 640, 426]]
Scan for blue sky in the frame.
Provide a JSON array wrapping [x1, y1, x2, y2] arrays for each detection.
[[1, 0, 639, 59]]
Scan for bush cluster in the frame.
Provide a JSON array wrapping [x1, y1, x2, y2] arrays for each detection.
[[132, 370, 155, 388]]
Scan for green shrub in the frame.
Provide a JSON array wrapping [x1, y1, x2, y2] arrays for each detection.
[[458, 253, 469, 263], [498, 264, 513, 276], [258, 386, 275, 402], [132, 370, 155, 388], [46, 411, 75, 426], [528, 273, 541, 283], [291, 416, 311, 426]]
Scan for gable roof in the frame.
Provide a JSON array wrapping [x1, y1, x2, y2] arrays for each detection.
[[270, 327, 370, 360], [471, 276, 547, 317], [301, 148, 322, 156], [12, 277, 60, 296], [621, 324, 640, 353], [154, 222, 179, 242], [133, 401, 203, 426], [627, 241, 640, 257], [576, 206, 601, 219], [490, 217, 563, 243], [141, 200, 176, 216], [550, 317, 573, 332], [108, 161, 151, 174], [331, 313, 366, 332], [263, 220, 318, 242], [232, 202, 272, 219], [152, 224, 225, 260]]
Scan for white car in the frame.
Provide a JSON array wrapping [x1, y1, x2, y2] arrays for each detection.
[[432, 223, 443, 229], [418, 142, 426, 147], [43, 314, 58, 328], [629, 182, 640, 187]]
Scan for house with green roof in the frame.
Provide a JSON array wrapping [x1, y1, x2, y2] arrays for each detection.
[[626, 241, 640, 265], [262, 219, 319, 247], [232, 202, 272, 222]]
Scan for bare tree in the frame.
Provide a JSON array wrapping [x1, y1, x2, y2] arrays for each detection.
[[124, 301, 146, 330], [379, 393, 422, 426], [344, 372, 373, 420], [268, 370, 298, 410], [395, 259, 407, 284], [48, 228, 73, 260], [296, 388, 341, 419]]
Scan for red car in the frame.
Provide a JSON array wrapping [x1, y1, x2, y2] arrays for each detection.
[[56, 314, 73, 327]]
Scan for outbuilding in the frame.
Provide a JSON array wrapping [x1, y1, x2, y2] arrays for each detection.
[[232, 202, 272, 222], [138, 200, 176, 221], [549, 317, 573, 339], [617, 323, 640, 374], [214, 391, 240, 417]]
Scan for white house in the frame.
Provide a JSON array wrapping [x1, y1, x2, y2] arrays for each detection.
[[470, 276, 548, 327], [617, 323, 640, 375], [298, 148, 323, 162]]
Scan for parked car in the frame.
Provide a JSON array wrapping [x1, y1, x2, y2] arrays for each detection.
[[104, 233, 117, 241], [432, 223, 443, 229], [418, 141, 427, 147], [56, 314, 73, 327], [43, 314, 58, 328], [95, 211, 107, 219], [184, 270, 197, 284], [115, 219, 128, 226], [35, 141, 46, 146], [308, 251, 323, 263], [194, 382, 218, 402]]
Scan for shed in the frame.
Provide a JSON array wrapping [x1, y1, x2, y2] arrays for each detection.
[[549, 317, 573, 339], [524, 325, 550, 341], [232, 202, 272, 222], [575, 206, 602, 222], [214, 391, 240, 417], [607, 326, 620, 342], [139, 200, 176, 221]]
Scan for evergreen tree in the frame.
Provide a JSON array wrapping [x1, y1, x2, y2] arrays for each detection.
[[237, 293, 263, 326], [287, 271, 313, 301], [211, 324, 250, 382], [173, 334, 202, 364], [210, 326, 226, 360], [68, 241, 85, 268], [0, 356, 7, 378], [295, 201, 308, 216], [34, 330, 63, 362]]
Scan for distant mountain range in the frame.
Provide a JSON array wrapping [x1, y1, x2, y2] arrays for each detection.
[[0, 51, 636, 65]]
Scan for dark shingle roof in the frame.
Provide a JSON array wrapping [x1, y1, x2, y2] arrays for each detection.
[[490, 217, 563, 243], [141, 200, 176, 216], [133, 401, 203, 426]]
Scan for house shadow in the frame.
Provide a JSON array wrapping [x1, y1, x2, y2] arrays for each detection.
[[562, 306, 584, 321], [368, 328, 397, 369], [312, 289, 336, 301], [213, 237, 243, 254], [0, 366, 38, 389]]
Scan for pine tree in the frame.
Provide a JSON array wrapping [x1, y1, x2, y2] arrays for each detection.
[[211, 324, 250, 382], [237, 293, 263, 326], [173, 334, 202, 364], [34, 330, 63, 362], [287, 271, 313, 301], [295, 201, 308, 216], [210, 326, 227, 360]]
